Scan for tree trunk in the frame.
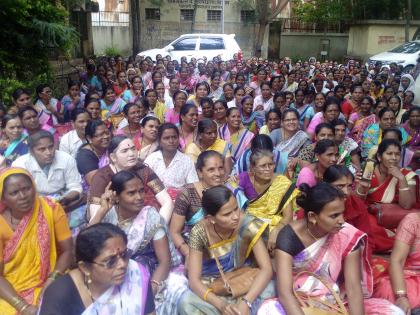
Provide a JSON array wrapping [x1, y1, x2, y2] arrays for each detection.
[[255, 21, 267, 57], [412, 25, 420, 40], [130, 0, 140, 57]]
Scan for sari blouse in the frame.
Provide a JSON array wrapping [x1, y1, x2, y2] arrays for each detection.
[[188, 215, 269, 276], [173, 183, 203, 223], [396, 213, 420, 267]]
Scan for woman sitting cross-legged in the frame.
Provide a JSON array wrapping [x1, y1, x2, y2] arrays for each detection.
[[39, 223, 156, 315], [259, 182, 405, 315], [89, 170, 187, 314], [178, 186, 275, 315], [0, 167, 73, 315]]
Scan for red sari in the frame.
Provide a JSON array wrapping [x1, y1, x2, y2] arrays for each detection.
[[366, 168, 419, 253]]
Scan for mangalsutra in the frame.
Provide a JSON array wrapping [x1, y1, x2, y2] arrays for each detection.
[[213, 224, 235, 241], [306, 224, 319, 241]]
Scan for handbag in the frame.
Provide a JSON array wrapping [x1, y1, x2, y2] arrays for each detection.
[[369, 203, 418, 229], [204, 223, 259, 298], [293, 271, 348, 315]]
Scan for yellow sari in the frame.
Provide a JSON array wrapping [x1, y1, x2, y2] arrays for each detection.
[[185, 138, 231, 163], [0, 168, 63, 314], [246, 175, 298, 230]]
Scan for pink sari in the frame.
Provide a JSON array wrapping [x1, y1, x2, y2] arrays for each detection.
[[373, 213, 420, 308], [258, 223, 403, 314]]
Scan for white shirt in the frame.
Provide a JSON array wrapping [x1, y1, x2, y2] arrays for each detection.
[[253, 95, 274, 112], [59, 130, 85, 159], [13, 150, 83, 196], [144, 150, 198, 188], [227, 100, 236, 108]]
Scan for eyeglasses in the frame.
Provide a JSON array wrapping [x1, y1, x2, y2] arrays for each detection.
[[91, 248, 132, 269]]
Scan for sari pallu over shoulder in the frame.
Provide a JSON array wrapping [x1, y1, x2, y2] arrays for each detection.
[[246, 175, 298, 231], [0, 168, 59, 314], [201, 214, 269, 277], [259, 223, 404, 315], [82, 260, 150, 315]]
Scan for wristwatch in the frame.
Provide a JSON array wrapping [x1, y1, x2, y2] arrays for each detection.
[[240, 297, 252, 309]]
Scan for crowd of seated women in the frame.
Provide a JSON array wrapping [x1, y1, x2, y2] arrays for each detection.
[[0, 54, 419, 314]]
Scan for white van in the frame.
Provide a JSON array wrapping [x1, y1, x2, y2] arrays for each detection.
[[137, 33, 242, 62]]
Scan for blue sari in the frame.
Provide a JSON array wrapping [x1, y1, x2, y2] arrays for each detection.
[[178, 214, 275, 315], [0, 135, 28, 165]]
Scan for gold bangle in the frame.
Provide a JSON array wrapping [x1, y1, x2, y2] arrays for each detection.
[[203, 288, 213, 301], [151, 280, 161, 287], [48, 270, 63, 280], [395, 289, 406, 295], [399, 187, 410, 191], [356, 188, 367, 196]]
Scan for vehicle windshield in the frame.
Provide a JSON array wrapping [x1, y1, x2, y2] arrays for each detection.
[[388, 42, 420, 54]]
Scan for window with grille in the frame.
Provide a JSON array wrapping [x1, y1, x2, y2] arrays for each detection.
[[207, 10, 221, 21], [180, 9, 194, 21], [145, 8, 160, 20], [241, 10, 255, 22]]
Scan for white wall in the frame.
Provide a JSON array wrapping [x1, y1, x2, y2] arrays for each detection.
[[92, 26, 131, 55]]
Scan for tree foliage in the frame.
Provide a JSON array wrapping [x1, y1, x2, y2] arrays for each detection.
[[0, 0, 79, 82], [293, 0, 420, 22]]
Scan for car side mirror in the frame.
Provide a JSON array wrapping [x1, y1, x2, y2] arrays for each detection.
[[166, 45, 174, 52]]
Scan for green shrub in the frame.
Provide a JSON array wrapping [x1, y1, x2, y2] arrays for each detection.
[[104, 46, 123, 57]]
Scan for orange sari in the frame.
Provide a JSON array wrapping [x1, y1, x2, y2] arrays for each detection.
[[0, 168, 69, 314]]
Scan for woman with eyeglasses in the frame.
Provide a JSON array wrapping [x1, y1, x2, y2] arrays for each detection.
[[239, 149, 296, 253], [40, 223, 156, 315], [89, 171, 185, 314]]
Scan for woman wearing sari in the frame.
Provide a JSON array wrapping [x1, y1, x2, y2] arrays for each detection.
[[39, 223, 156, 315], [188, 82, 210, 114], [60, 80, 85, 122], [178, 186, 275, 315], [164, 90, 187, 125], [136, 117, 160, 161], [306, 97, 341, 140], [178, 103, 198, 152], [373, 213, 420, 314], [239, 149, 296, 252], [114, 102, 144, 142], [121, 76, 144, 103], [34, 84, 64, 126], [402, 106, 420, 170], [259, 182, 404, 315], [76, 120, 111, 188], [218, 107, 254, 162], [0, 115, 28, 166], [185, 119, 233, 175], [361, 107, 410, 158], [348, 96, 377, 145], [18, 106, 58, 144], [89, 136, 172, 223], [90, 171, 186, 315], [241, 95, 264, 134], [99, 85, 126, 121], [356, 139, 419, 253], [269, 109, 310, 158], [0, 167, 73, 315]]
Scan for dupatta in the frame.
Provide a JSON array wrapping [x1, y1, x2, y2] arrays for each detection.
[[0, 168, 58, 314]]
